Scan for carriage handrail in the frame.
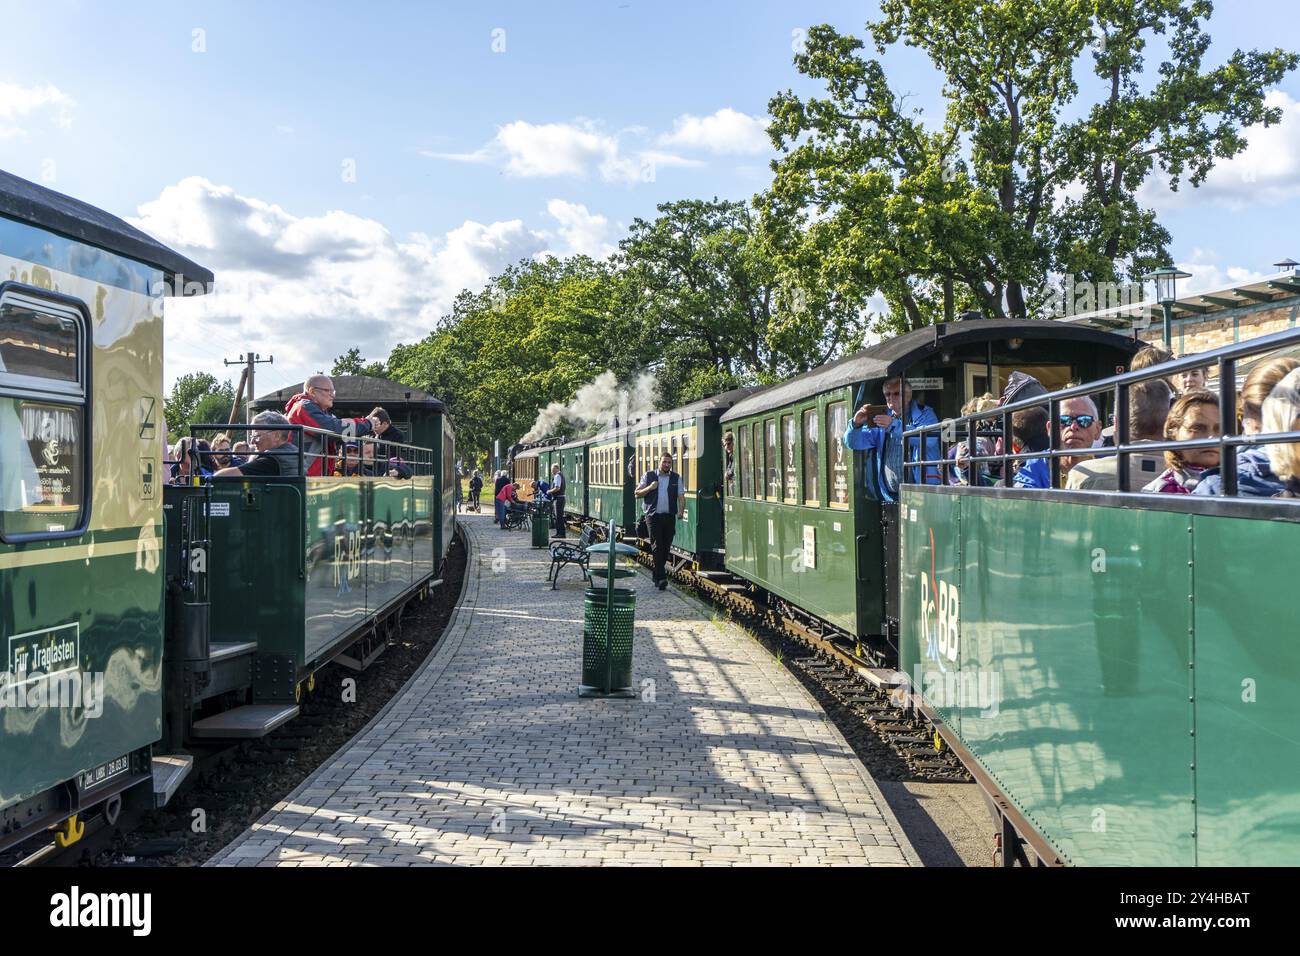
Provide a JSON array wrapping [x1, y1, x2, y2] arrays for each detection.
[[175, 422, 436, 477], [900, 324, 1300, 495]]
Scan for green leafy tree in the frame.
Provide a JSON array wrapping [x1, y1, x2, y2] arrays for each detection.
[[761, 2, 1297, 330], [619, 198, 863, 406], [388, 256, 643, 460], [331, 347, 388, 378], [164, 372, 240, 441]]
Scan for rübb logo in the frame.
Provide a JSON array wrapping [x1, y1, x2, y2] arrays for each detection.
[[921, 527, 959, 668]]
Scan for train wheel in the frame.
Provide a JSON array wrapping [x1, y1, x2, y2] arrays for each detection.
[[295, 682, 302, 704], [54, 814, 85, 848], [307, 672, 316, 694], [933, 728, 944, 752]]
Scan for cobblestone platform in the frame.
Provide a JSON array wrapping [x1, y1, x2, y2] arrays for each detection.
[[207, 514, 918, 867]]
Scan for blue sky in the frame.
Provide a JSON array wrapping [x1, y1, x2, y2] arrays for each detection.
[[1, 0, 1298, 392]]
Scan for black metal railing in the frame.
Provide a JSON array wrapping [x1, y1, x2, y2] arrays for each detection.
[[166, 422, 435, 482], [900, 326, 1300, 497]]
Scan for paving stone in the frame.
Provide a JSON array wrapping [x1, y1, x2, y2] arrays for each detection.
[[206, 516, 917, 867]]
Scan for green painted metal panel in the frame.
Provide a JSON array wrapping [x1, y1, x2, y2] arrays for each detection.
[[434, 414, 455, 569], [902, 489, 1197, 866], [899, 492, 962, 736], [207, 481, 306, 696], [303, 478, 365, 663], [1192, 513, 1300, 865], [369, 477, 415, 611], [0, 540, 163, 809], [560, 445, 587, 518]]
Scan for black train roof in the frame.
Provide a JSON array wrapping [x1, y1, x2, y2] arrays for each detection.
[[722, 318, 1140, 422], [0, 168, 213, 289], [251, 375, 448, 414], [554, 385, 765, 449]]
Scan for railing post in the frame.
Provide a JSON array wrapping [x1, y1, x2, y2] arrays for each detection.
[[1049, 397, 1061, 489], [1219, 356, 1237, 497], [1002, 410, 1013, 487], [1115, 382, 1131, 493]]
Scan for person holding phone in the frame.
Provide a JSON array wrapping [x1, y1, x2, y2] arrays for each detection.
[[635, 452, 685, 590], [843, 377, 940, 499]]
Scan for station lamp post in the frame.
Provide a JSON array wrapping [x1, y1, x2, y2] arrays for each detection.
[[1143, 266, 1192, 350]]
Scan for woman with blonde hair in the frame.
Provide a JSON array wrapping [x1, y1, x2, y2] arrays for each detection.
[[1263, 368, 1300, 498], [1144, 390, 1220, 493], [1195, 356, 1300, 497]]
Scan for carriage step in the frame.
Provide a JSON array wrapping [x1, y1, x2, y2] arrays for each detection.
[[191, 704, 300, 739], [151, 754, 194, 807]]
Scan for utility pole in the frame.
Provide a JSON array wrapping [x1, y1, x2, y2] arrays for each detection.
[[223, 353, 274, 423]]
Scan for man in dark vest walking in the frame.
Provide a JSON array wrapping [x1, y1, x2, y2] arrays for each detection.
[[548, 462, 567, 538], [635, 452, 685, 590]]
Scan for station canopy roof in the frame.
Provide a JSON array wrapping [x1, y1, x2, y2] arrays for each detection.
[[1058, 266, 1300, 330]]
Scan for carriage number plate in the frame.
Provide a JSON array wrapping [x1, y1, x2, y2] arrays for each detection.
[[79, 755, 130, 792]]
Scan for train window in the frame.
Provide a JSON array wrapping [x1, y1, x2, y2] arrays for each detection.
[[802, 408, 820, 507], [0, 290, 90, 542], [828, 402, 850, 508], [739, 425, 751, 497], [782, 414, 798, 502], [764, 419, 778, 499], [670, 435, 680, 488], [680, 432, 690, 491]]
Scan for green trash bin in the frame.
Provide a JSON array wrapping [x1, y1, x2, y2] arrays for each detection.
[[532, 498, 553, 548], [580, 586, 636, 698]]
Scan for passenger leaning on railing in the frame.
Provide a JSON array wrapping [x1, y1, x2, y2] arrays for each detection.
[[1144, 390, 1220, 494], [284, 375, 378, 476], [212, 411, 301, 478], [1195, 357, 1300, 497], [1262, 368, 1300, 498]]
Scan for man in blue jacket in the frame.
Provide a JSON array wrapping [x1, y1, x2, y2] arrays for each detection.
[[843, 378, 941, 500]]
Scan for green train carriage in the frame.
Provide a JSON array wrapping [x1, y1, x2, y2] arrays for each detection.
[[585, 428, 635, 532], [250, 376, 457, 573], [898, 327, 1300, 866], [556, 436, 588, 520], [719, 318, 1138, 653], [627, 388, 754, 567], [0, 170, 212, 852]]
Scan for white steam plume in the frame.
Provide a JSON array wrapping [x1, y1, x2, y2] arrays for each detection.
[[521, 370, 657, 442]]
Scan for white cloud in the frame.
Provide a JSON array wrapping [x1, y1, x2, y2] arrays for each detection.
[[1174, 248, 1270, 296], [543, 199, 615, 259], [1141, 90, 1300, 210], [423, 118, 701, 184], [658, 108, 770, 155], [0, 82, 73, 138], [130, 178, 617, 390]]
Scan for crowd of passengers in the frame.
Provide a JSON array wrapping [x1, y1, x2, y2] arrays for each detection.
[[845, 346, 1300, 498], [165, 374, 415, 483]]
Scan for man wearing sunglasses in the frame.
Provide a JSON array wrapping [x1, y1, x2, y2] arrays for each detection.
[[1058, 396, 1102, 478]]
